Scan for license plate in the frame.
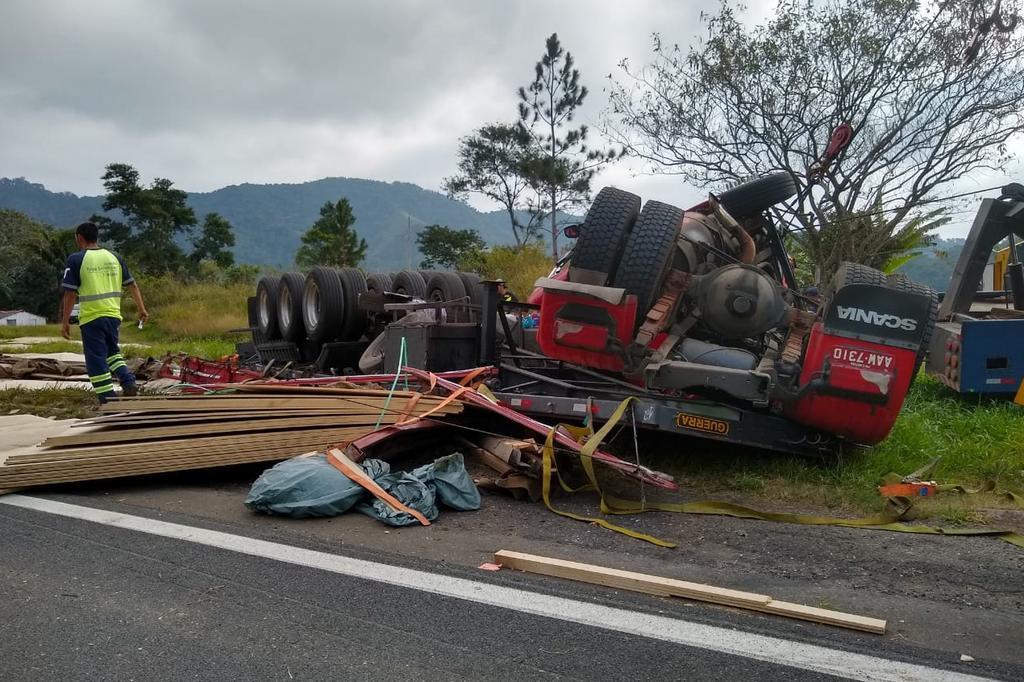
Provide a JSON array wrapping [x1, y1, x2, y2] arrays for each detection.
[[831, 346, 894, 370]]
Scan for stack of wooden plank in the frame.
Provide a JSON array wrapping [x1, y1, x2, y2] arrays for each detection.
[[0, 386, 462, 490]]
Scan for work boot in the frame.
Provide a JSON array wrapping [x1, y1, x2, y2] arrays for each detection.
[[121, 383, 139, 397]]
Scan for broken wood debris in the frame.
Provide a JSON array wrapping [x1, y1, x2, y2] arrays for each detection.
[[460, 435, 543, 502], [494, 550, 887, 634]]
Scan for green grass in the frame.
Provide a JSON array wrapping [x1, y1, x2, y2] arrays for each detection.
[[0, 324, 239, 360], [123, 274, 251, 338], [0, 387, 99, 420], [640, 374, 1024, 521], [0, 275, 250, 360], [0, 325, 59, 341], [0, 340, 80, 354], [116, 329, 239, 359]]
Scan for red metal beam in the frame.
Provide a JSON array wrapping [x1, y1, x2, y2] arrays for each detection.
[[403, 367, 678, 491]]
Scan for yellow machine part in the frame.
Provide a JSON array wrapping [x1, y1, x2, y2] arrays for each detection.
[[994, 246, 1010, 287]]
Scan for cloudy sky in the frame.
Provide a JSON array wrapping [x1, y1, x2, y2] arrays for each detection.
[[0, 1, 773, 205], [1, 0, 1019, 237]]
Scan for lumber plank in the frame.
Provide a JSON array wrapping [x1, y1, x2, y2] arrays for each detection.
[[116, 386, 422, 398], [752, 600, 887, 634], [101, 390, 440, 404], [493, 550, 886, 634], [77, 410, 284, 425], [6, 426, 370, 463], [0, 432, 366, 474], [3, 446, 350, 474], [80, 408, 450, 426], [79, 410, 382, 425], [494, 550, 770, 605], [98, 395, 460, 411], [45, 413, 429, 447], [0, 445, 321, 488], [230, 384, 426, 397], [103, 392, 446, 401], [98, 397, 459, 412], [1, 442, 347, 474], [0, 447, 306, 480]]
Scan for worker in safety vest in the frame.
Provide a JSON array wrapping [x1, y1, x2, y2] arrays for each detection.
[[60, 222, 149, 403], [495, 279, 518, 303]]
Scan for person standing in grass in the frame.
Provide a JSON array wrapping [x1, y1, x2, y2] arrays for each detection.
[[60, 221, 149, 403]]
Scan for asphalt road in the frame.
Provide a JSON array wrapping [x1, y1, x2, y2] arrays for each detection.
[[1, 493, 1018, 681]]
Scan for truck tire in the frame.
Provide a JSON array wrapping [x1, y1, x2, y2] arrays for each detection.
[[302, 267, 345, 344], [255, 276, 281, 340], [277, 272, 307, 343], [825, 261, 888, 301], [613, 200, 685, 325], [569, 187, 641, 285], [337, 268, 369, 341], [457, 271, 484, 312], [392, 270, 427, 298], [364, 273, 392, 338], [426, 271, 468, 322], [365, 272, 393, 294], [886, 272, 939, 385], [718, 172, 798, 219]]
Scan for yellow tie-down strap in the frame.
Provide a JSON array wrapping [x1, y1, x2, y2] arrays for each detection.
[[541, 397, 1024, 549]]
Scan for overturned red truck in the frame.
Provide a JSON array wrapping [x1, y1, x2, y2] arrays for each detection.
[[247, 173, 938, 456]]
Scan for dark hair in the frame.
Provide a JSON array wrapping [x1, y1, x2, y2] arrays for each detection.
[[75, 222, 99, 243]]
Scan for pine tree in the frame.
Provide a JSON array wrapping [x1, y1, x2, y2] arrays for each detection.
[[295, 198, 367, 268], [518, 33, 618, 260]]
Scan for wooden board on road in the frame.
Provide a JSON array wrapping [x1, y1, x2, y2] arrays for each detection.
[[494, 550, 887, 634]]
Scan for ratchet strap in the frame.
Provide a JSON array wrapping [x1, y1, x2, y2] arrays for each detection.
[[542, 397, 1024, 549]]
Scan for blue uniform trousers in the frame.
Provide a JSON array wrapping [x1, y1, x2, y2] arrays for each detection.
[[80, 316, 136, 403]]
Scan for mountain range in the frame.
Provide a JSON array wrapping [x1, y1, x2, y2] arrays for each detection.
[[1, 176, 964, 290], [0, 176, 532, 270]]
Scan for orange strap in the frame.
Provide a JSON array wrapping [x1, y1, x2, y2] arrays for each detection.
[[396, 385, 468, 425], [399, 391, 424, 421], [418, 372, 438, 392], [326, 448, 431, 526], [458, 367, 488, 386]]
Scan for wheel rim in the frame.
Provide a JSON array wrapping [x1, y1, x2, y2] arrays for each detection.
[[279, 289, 292, 329], [258, 289, 270, 327], [304, 281, 321, 329]]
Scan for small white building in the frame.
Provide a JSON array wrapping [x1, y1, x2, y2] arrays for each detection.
[[0, 310, 47, 326]]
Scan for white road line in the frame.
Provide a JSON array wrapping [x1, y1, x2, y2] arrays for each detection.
[[0, 494, 991, 682]]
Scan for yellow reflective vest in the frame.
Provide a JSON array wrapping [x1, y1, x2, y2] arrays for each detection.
[[62, 248, 133, 325]]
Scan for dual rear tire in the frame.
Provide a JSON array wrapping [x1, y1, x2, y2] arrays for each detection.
[[568, 175, 799, 330], [263, 269, 370, 344]]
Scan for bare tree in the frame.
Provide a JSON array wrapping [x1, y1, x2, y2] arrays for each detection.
[[607, 0, 1024, 281]]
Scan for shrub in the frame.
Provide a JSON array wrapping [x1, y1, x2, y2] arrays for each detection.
[[462, 243, 552, 299]]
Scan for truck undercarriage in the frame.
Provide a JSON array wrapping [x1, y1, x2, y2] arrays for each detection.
[[243, 173, 942, 456]]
